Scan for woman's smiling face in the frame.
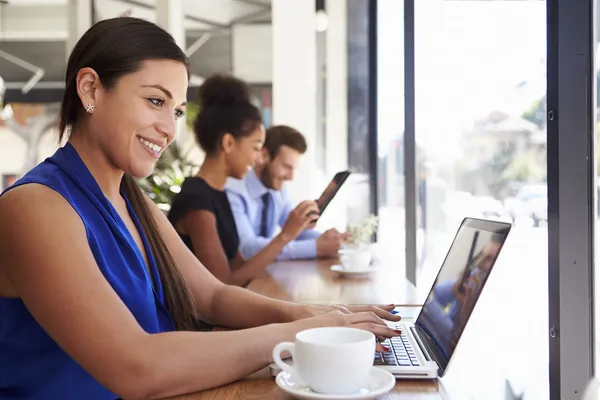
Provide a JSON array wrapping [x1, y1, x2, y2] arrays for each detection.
[[78, 59, 188, 178]]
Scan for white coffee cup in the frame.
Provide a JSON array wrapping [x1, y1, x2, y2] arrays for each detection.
[[272, 327, 375, 395], [340, 248, 372, 271]]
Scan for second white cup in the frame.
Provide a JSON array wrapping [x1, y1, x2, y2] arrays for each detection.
[[340, 248, 372, 271]]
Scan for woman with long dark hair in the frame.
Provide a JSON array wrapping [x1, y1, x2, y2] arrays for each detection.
[[0, 18, 400, 399]]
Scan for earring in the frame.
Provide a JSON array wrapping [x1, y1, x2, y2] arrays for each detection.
[[85, 104, 95, 113]]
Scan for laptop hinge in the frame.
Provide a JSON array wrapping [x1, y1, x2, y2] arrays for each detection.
[[413, 326, 447, 374], [410, 326, 434, 362]]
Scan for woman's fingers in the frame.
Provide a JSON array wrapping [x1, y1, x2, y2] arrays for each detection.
[[376, 342, 390, 353], [344, 305, 401, 321], [345, 311, 388, 327], [352, 322, 400, 340], [379, 304, 396, 311], [314, 309, 402, 352], [345, 312, 402, 339], [332, 305, 352, 314], [371, 306, 401, 321]]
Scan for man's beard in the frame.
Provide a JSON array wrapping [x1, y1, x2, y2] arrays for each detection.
[[259, 165, 274, 189]]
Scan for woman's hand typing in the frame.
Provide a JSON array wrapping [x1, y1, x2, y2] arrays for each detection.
[[288, 309, 401, 352]]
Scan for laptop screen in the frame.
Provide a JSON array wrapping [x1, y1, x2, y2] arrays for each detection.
[[414, 218, 511, 375]]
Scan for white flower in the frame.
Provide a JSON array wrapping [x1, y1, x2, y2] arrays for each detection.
[[346, 214, 379, 244]]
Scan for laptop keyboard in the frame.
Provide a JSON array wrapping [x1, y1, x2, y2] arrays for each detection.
[[374, 326, 420, 367]]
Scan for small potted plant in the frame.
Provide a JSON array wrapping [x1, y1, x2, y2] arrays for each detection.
[[337, 215, 379, 270], [344, 214, 379, 249]]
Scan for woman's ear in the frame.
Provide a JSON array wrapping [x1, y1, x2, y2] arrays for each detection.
[[222, 133, 235, 154], [75, 67, 101, 112]]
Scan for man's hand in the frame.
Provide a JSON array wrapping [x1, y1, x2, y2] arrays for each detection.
[[316, 228, 343, 258], [341, 231, 352, 242], [281, 201, 320, 240]]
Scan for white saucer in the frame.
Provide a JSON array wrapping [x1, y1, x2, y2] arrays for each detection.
[[330, 264, 379, 278], [275, 367, 395, 399]]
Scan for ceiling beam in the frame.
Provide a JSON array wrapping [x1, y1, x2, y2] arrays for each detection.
[[229, 7, 271, 25], [117, 0, 229, 28], [234, 0, 271, 8]]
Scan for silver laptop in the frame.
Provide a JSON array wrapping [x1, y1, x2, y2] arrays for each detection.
[[270, 217, 512, 379]]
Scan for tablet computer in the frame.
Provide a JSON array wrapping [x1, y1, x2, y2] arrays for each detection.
[[314, 170, 351, 217]]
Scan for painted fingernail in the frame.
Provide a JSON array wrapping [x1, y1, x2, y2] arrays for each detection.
[[391, 310, 400, 315], [381, 345, 390, 352], [394, 329, 402, 334]]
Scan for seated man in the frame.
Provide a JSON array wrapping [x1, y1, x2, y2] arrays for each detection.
[[225, 125, 343, 261]]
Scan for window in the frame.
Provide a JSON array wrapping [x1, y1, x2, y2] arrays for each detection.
[[414, 0, 548, 396]]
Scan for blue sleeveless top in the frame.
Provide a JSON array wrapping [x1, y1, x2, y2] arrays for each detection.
[[0, 143, 175, 399]]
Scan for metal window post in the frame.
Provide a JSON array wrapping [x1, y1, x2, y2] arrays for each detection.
[[547, 0, 596, 397], [404, 0, 417, 285]]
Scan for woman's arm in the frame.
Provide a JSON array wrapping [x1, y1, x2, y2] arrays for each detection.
[[1, 185, 399, 399], [182, 210, 292, 287], [0, 185, 314, 399], [148, 198, 402, 329]]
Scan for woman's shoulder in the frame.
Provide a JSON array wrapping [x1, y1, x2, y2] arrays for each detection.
[[1, 160, 73, 215], [0, 180, 84, 246], [168, 177, 222, 221], [180, 176, 212, 192], [0, 143, 80, 203], [180, 177, 227, 200], [1, 156, 60, 194]]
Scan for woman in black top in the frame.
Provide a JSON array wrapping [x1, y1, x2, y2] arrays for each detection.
[[168, 75, 318, 286], [169, 178, 239, 261]]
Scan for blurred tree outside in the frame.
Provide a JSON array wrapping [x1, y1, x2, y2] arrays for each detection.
[[456, 94, 548, 199], [479, 141, 517, 199], [521, 94, 546, 128], [502, 149, 546, 183]]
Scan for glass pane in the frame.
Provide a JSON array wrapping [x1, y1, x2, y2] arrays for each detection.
[[346, 0, 374, 225], [595, 3, 600, 381], [376, 0, 405, 271], [415, 0, 548, 397]]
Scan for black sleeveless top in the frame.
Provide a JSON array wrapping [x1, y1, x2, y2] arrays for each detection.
[[168, 177, 239, 261]]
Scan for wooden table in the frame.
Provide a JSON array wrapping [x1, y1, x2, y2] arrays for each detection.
[[246, 258, 422, 306], [170, 259, 449, 399], [173, 258, 545, 399], [178, 311, 445, 399], [179, 371, 445, 399]]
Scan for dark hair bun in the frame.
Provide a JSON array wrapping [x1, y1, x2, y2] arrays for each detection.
[[197, 74, 251, 108]]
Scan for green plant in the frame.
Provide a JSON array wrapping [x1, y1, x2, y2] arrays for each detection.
[[501, 149, 546, 182], [521, 95, 546, 129], [137, 143, 197, 212], [185, 101, 200, 130]]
